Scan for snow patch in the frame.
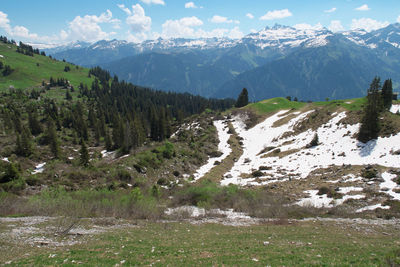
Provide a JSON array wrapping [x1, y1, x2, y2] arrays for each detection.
[[356, 204, 391, 213], [1, 157, 10, 163], [0, 55, 3, 58], [380, 172, 400, 200], [296, 190, 365, 208], [390, 104, 400, 114], [193, 120, 231, 181], [32, 163, 46, 174], [222, 111, 400, 186]]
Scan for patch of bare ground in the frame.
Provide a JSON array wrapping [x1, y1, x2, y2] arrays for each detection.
[[261, 148, 301, 159]]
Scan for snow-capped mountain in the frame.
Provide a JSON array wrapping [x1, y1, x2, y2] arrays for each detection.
[[242, 24, 333, 50], [44, 23, 400, 101]]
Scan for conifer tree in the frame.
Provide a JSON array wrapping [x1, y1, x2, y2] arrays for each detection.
[[79, 140, 89, 167], [358, 77, 381, 143], [16, 127, 33, 157], [46, 119, 60, 158], [381, 79, 393, 110], [28, 110, 42, 135], [235, 88, 249, 108], [105, 129, 113, 151]]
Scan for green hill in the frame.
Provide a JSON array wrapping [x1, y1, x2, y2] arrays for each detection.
[[0, 42, 93, 90]]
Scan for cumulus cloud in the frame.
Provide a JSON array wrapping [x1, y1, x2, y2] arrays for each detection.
[[328, 20, 344, 32], [119, 4, 152, 33], [161, 16, 243, 39], [64, 10, 120, 42], [0, 10, 58, 43], [324, 7, 337, 13], [355, 4, 370, 11], [210, 15, 239, 24], [398, 16, 400, 23], [293, 23, 323, 31], [260, 9, 292, 20], [140, 0, 165, 5], [351, 18, 389, 32], [162, 16, 203, 38], [246, 13, 254, 19], [185, 2, 201, 9]]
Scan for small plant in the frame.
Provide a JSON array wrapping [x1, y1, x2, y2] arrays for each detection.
[[252, 170, 264, 177], [361, 167, 377, 179]]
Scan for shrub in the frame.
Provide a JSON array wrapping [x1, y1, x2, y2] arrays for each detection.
[[361, 168, 377, 179], [116, 169, 132, 182], [252, 170, 264, 177]]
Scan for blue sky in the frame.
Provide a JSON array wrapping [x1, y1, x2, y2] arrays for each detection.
[[0, 0, 399, 44]]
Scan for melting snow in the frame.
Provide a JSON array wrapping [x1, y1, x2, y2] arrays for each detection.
[[32, 163, 46, 174], [0, 55, 3, 58], [390, 104, 400, 114], [221, 111, 400, 186], [296, 190, 365, 208], [193, 120, 231, 181], [356, 204, 391, 213], [380, 172, 400, 200], [1, 157, 10, 163]]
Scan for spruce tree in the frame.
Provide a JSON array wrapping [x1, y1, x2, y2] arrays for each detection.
[[358, 77, 381, 143], [79, 140, 90, 167], [381, 79, 393, 110], [46, 119, 60, 158], [28, 110, 42, 135], [235, 88, 249, 108]]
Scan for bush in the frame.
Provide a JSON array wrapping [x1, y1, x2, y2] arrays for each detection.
[[361, 168, 377, 179], [116, 169, 132, 182], [0, 162, 20, 183], [252, 170, 264, 177]]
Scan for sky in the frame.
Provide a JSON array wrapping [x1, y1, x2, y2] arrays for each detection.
[[0, 0, 400, 45]]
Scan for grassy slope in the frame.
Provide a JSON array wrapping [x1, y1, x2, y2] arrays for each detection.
[[247, 97, 368, 115], [0, 42, 93, 90]]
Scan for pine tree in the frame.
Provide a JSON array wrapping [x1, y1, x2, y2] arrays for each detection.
[[358, 77, 381, 143], [235, 88, 249, 108], [15, 127, 33, 157], [105, 129, 113, 151], [46, 119, 60, 158], [381, 79, 393, 110], [28, 110, 42, 135], [79, 140, 90, 167]]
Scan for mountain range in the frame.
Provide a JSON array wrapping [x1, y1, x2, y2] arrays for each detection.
[[43, 23, 400, 101]]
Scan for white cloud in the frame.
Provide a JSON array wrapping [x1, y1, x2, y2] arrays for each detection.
[[119, 4, 152, 33], [328, 20, 344, 32], [228, 26, 244, 39], [260, 9, 292, 20], [397, 16, 400, 23], [0, 10, 59, 43], [293, 23, 323, 31], [246, 13, 254, 19], [355, 4, 370, 11], [140, 0, 165, 5], [324, 7, 337, 13], [162, 16, 203, 38], [210, 15, 237, 24], [351, 18, 389, 32], [65, 10, 120, 42], [185, 2, 201, 9], [161, 16, 243, 39]]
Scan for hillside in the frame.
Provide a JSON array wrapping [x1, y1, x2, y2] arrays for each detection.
[[0, 41, 93, 90]]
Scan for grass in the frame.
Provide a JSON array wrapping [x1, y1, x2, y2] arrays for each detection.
[[248, 97, 306, 115], [4, 220, 400, 266], [0, 42, 93, 90], [313, 97, 367, 111]]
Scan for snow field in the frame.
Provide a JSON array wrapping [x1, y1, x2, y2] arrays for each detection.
[[221, 110, 400, 186], [192, 120, 231, 181]]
